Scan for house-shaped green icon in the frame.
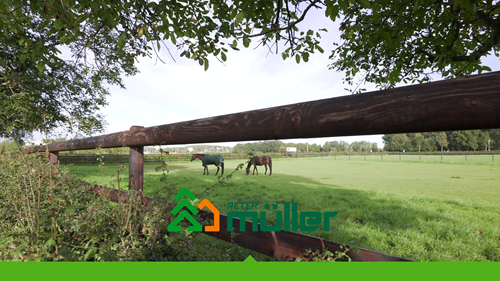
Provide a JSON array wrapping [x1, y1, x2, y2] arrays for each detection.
[[167, 188, 202, 232]]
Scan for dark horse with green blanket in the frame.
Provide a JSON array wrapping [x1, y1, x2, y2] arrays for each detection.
[[191, 154, 224, 176]]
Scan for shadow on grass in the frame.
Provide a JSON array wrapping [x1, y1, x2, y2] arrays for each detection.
[[143, 168, 475, 261], [67, 162, 499, 261]]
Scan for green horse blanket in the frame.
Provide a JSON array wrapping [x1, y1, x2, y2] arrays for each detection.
[[202, 155, 224, 167]]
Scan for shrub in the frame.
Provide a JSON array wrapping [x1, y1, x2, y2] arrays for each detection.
[[0, 148, 201, 261]]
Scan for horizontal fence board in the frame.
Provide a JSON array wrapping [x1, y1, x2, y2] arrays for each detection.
[[27, 71, 500, 153], [91, 185, 412, 261], [58, 151, 497, 164]]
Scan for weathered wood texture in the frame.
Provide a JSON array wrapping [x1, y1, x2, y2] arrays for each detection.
[[49, 151, 58, 176], [91, 185, 412, 261], [27, 71, 500, 153], [129, 146, 144, 191]]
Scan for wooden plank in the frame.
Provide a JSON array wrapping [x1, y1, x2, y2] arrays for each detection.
[[27, 71, 500, 153], [91, 185, 412, 261]]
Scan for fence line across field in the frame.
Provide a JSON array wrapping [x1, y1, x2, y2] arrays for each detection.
[[57, 151, 498, 164], [27, 71, 500, 261]]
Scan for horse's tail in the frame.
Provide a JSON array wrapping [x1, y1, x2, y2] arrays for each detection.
[[221, 162, 224, 176], [269, 157, 272, 176]]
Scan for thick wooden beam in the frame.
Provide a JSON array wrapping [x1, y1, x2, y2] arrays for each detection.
[[28, 71, 500, 153]]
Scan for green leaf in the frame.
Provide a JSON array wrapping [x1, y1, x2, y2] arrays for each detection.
[[204, 58, 209, 71], [44, 238, 56, 248], [13, 8, 22, 17], [37, 62, 45, 72], [302, 52, 309, 62], [64, 206, 76, 215], [243, 37, 250, 48], [84, 248, 97, 261], [232, 40, 237, 48], [358, 0, 371, 8], [19, 54, 28, 62], [118, 33, 125, 49], [295, 54, 300, 64], [235, 12, 245, 25], [221, 52, 227, 62], [54, 20, 63, 30], [339, 0, 348, 11]]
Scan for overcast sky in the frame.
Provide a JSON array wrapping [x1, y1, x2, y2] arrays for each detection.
[[31, 8, 499, 149]]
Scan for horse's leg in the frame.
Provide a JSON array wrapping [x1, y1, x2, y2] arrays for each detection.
[[264, 164, 268, 176], [254, 165, 258, 175], [215, 166, 219, 176], [221, 162, 224, 176], [204, 166, 209, 175]]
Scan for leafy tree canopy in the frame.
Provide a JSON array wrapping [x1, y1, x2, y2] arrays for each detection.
[[2, 0, 499, 139], [331, 0, 500, 91]]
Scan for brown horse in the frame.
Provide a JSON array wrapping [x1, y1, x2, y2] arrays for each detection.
[[246, 156, 272, 176], [191, 154, 224, 176]]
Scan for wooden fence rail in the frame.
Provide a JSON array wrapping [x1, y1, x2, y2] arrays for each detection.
[[27, 71, 500, 153], [57, 151, 498, 164]]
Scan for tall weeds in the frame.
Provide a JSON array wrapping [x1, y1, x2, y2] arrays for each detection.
[[0, 148, 201, 261]]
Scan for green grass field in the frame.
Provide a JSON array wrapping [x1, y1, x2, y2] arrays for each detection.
[[65, 155, 500, 261]]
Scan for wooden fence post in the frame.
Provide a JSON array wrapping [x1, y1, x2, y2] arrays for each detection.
[[49, 151, 58, 176], [129, 146, 144, 192], [128, 126, 145, 192]]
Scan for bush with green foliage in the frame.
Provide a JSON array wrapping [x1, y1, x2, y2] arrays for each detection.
[[0, 148, 207, 261]]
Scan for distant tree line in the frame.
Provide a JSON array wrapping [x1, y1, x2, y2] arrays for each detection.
[[232, 140, 381, 154], [383, 129, 500, 152]]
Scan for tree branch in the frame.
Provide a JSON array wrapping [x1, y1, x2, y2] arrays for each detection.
[[235, 0, 322, 40]]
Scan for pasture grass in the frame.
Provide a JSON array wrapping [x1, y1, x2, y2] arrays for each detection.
[[65, 155, 500, 261]]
